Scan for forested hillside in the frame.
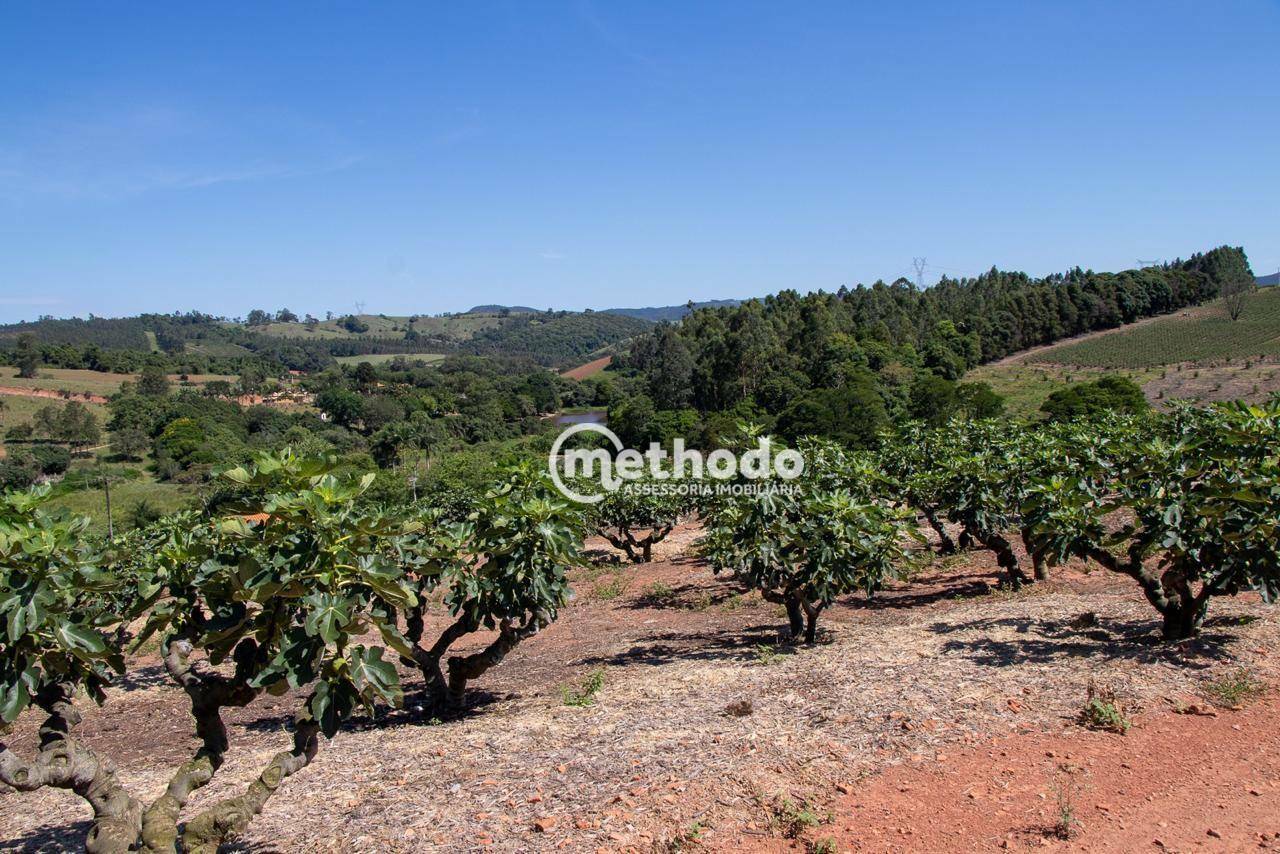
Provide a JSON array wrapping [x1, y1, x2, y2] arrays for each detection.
[[612, 246, 1254, 444], [0, 306, 651, 373], [460, 311, 649, 364]]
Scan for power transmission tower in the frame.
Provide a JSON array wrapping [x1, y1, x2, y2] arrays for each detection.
[[354, 301, 366, 315], [912, 257, 928, 289]]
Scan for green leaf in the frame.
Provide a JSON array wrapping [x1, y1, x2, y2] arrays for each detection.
[[53, 622, 107, 659], [348, 645, 402, 707], [374, 619, 416, 660], [309, 678, 356, 739], [303, 593, 354, 645], [0, 681, 30, 724]]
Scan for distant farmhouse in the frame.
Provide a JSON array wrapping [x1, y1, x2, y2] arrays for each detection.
[[1257, 272, 1279, 287]]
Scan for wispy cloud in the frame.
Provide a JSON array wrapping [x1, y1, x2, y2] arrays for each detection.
[[0, 155, 364, 202], [0, 104, 363, 203], [539, 250, 566, 261], [575, 0, 657, 69]]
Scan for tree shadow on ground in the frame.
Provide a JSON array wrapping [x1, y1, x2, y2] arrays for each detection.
[[844, 573, 1002, 611], [625, 580, 754, 612], [0, 818, 91, 853], [241, 685, 512, 734], [577, 624, 795, 668], [114, 661, 170, 692], [929, 614, 1235, 669]]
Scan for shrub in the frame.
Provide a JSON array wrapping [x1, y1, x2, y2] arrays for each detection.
[[399, 464, 584, 711], [0, 456, 422, 851], [1027, 400, 1280, 639], [1077, 683, 1131, 734], [586, 469, 690, 563], [561, 668, 605, 707], [703, 437, 913, 643], [1202, 667, 1265, 708]]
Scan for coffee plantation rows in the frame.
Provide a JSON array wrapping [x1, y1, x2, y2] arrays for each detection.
[[2, 399, 1277, 851]]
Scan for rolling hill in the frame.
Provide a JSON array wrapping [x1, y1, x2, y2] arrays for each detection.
[[967, 289, 1280, 416], [0, 307, 651, 370], [601, 299, 741, 322]]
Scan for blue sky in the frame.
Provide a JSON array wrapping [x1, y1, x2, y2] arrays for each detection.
[[2, 1, 1277, 323]]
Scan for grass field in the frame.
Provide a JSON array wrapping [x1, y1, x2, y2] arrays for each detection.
[[964, 363, 1162, 418], [334, 352, 447, 366], [46, 475, 197, 536], [1032, 289, 1280, 368], [0, 366, 132, 396], [0, 396, 109, 456], [967, 290, 1280, 417], [0, 367, 236, 397]]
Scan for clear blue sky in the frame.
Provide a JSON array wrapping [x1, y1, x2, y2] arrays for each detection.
[[2, 1, 1277, 323]]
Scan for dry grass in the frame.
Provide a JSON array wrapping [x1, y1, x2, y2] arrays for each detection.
[[2, 530, 1277, 852]]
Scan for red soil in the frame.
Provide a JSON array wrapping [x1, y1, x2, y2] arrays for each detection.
[[0, 386, 109, 404], [560, 355, 612, 380], [727, 695, 1280, 853]]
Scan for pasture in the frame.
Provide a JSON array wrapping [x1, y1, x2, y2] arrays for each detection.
[[334, 352, 447, 366]]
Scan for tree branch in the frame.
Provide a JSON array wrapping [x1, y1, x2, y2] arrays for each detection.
[[180, 716, 321, 854]]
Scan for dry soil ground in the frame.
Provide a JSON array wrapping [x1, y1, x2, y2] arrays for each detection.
[[2, 524, 1277, 853]]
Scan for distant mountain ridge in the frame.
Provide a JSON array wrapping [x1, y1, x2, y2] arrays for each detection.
[[1257, 272, 1279, 287], [464, 299, 743, 323], [600, 299, 741, 322], [466, 305, 541, 314]]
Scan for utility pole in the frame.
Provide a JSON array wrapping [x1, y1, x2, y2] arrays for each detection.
[[912, 257, 928, 290], [101, 470, 113, 539]]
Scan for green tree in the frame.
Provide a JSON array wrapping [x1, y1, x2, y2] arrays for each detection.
[[111, 428, 149, 461], [1041, 376, 1147, 422], [908, 373, 959, 426], [55, 401, 101, 450], [137, 365, 170, 397], [401, 465, 584, 710], [14, 333, 39, 379], [956, 382, 1006, 419], [647, 325, 695, 409], [702, 438, 913, 643]]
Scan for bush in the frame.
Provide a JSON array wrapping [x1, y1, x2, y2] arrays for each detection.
[[702, 437, 913, 643], [1041, 375, 1148, 421]]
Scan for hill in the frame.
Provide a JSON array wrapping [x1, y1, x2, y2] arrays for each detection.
[[601, 299, 741, 322], [1257, 272, 1279, 287], [0, 306, 649, 371], [466, 304, 540, 314], [616, 245, 1254, 434], [1023, 287, 1280, 368], [461, 311, 650, 364], [967, 288, 1280, 416]]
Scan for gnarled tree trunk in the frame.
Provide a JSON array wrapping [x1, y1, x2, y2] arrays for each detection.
[[0, 684, 142, 854], [181, 716, 321, 854]]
